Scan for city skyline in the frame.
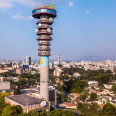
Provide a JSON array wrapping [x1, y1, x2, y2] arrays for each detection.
[[0, 0, 116, 60]]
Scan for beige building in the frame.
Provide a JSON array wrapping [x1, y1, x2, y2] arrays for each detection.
[[5, 95, 49, 113], [16, 69, 22, 75]]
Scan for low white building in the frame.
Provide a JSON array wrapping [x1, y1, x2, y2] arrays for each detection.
[[88, 81, 98, 87], [0, 81, 10, 91]]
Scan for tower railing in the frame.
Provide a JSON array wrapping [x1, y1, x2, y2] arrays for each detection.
[[38, 42, 51, 46], [38, 52, 51, 56]]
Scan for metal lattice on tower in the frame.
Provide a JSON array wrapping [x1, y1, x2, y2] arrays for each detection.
[[32, 5, 56, 101]]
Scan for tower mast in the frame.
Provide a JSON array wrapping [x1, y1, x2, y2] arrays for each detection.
[[32, 5, 57, 101]]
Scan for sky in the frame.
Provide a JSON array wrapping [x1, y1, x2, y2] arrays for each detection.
[[0, 0, 116, 61]]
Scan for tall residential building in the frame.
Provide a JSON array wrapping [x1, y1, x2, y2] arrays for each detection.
[[58, 55, 62, 65], [26, 56, 31, 65], [32, 5, 57, 101]]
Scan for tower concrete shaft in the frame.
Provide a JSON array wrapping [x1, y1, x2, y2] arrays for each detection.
[[32, 5, 56, 101]]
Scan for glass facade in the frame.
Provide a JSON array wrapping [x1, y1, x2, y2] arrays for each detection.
[[32, 9, 56, 15]]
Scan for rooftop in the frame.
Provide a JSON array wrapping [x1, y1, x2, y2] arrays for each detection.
[[6, 95, 45, 106]]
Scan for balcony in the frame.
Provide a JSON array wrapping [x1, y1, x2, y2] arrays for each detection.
[[37, 37, 52, 40], [38, 47, 51, 51], [37, 31, 52, 35], [38, 42, 51, 46], [38, 52, 51, 56], [38, 25, 52, 29], [36, 20, 53, 24]]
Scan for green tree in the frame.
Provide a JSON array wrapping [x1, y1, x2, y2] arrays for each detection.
[[90, 93, 97, 101], [98, 82, 104, 88], [79, 94, 87, 101], [56, 83, 63, 92], [0, 96, 6, 115], [18, 78, 28, 88], [48, 109, 77, 116], [112, 84, 116, 93], [101, 103, 116, 116], [77, 102, 89, 114], [84, 112, 99, 116], [19, 110, 47, 116], [1, 105, 22, 116], [77, 102, 85, 110], [77, 103, 99, 116], [28, 79, 36, 87], [70, 80, 88, 93], [12, 105, 22, 115]]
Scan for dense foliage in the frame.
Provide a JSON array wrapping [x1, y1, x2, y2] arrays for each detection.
[[2, 105, 22, 116], [89, 93, 97, 101], [77, 102, 116, 116], [112, 84, 116, 93], [70, 80, 88, 93], [63, 68, 114, 84], [55, 68, 116, 94]]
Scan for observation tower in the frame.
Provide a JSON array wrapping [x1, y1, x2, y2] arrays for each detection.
[[32, 5, 56, 101]]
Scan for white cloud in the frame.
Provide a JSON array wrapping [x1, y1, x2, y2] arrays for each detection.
[[12, 13, 25, 19], [0, 0, 14, 11], [0, 0, 75, 12], [68, 2, 74, 7], [12, 13, 33, 20], [85, 10, 91, 14], [0, 0, 37, 11]]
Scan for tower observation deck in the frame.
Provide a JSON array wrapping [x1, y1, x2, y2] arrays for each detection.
[[32, 5, 56, 101]]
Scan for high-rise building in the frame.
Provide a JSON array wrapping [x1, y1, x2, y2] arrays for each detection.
[[58, 55, 62, 65], [32, 5, 57, 101], [26, 56, 31, 65]]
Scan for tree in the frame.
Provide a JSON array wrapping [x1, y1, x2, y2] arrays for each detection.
[[77, 102, 89, 114], [112, 84, 116, 93], [98, 82, 104, 88], [79, 94, 87, 101], [56, 83, 63, 92], [77, 102, 85, 110], [90, 93, 97, 101], [19, 110, 41, 116], [18, 78, 28, 88], [98, 75, 111, 84], [63, 79, 73, 93], [1, 105, 22, 116], [0, 93, 9, 115], [0, 70, 19, 77], [48, 109, 77, 116], [84, 112, 99, 116], [0, 96, 6, 115], [12, 105, 22, 115], [28, 79, 36, 87], [49, 75, 56, 85], [70, 80, 88, 93], [77, 103, 99, 116], [101, 103, 116, 116]]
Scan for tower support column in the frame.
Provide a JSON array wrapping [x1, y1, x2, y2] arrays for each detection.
[[40, 56, 49, 101]]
